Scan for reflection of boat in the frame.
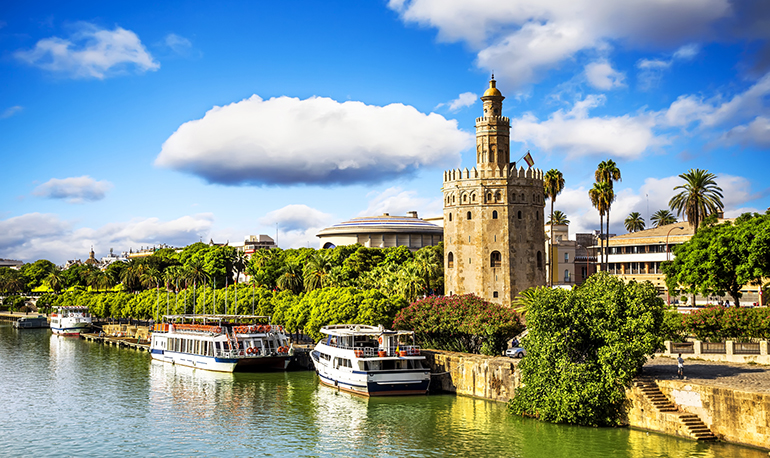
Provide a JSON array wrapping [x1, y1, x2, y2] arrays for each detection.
[[311, 324, 430, 396], [149, 315, 292, 373], [50, 306, 92, 335], [14, 315, 48, 329]]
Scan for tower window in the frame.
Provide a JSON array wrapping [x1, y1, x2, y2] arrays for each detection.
[[490, 251, 502, 268], [511, 194, 516, 202], [518, 211, 522, 219], [447, 252, 454, 268], [472, 194, 476, 202], [487, 193, 492, 202], [448, 213, 452, 222], [467, 211, 472, 220], [492, 210, 498, 219], [493, 291, 499, 298], [537, 251, 543, 270]]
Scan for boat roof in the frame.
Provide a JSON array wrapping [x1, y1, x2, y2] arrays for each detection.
[[162, 314, 271, 321], [319, 324, 414, 337], [55, 306, 88, 310]]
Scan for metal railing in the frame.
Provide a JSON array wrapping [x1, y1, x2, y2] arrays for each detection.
[[671, 342, 694, 354], [734, 342, 761, 355], [702, 342, 726, 354]]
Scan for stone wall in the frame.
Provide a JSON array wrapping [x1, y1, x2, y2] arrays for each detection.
[[422, 349, 520, 403], [661, 340, 770, 365]]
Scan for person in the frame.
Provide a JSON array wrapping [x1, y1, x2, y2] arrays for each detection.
[[677, 353, 684, 379]]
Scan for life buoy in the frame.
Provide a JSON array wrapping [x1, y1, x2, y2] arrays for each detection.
[[265, 325, 271, 333], [378, 336, 383, 345], [246, 347, 253, 355], [215, 327, 222, 334]]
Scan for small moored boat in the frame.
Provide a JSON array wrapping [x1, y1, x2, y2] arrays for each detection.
[[14, 315, 49, 329], [311, 324, 430, 396], [149, 315, 292, 373], [50, 306, 92, 336]]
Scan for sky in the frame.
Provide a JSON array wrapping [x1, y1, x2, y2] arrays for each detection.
[[1, 0, 769, 265]]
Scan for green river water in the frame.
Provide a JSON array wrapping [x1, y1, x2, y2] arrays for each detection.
[[0, 323, 766, 457]]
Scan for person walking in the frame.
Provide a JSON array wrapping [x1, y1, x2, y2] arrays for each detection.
[[677, 353, 684, 379]]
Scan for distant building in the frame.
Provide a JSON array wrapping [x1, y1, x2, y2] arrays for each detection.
[[544, 224, 598, 287], [316, 211, 443, 251], [0, 258, 24, 269], [242, 235, 278, 255]]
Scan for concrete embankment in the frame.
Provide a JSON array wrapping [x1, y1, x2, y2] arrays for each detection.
[[422, 349, 770, 451]]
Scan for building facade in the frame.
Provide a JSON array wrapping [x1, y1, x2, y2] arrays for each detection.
[[442, 77, 546, 305], [316, 212, 443, 251], [545, 225, 598, 287]]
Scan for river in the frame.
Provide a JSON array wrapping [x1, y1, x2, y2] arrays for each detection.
[[0, 323, 765, 457]]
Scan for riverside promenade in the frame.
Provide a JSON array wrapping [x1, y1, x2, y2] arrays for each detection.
[[643, 356, 770, 393]]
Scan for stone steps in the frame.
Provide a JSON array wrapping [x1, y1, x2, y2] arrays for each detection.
[[635, 380, 717, 441]]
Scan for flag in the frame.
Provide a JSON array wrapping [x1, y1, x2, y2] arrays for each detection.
[[523, 151, 535, 167]]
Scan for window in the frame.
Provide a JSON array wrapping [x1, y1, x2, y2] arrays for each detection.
[[537, 251, 543, 270], [467, 211, 472, 220], [564, 252, 569, 262], [448, 213, 452, 222], [564, 269, 571, 282], [492, 210, 498, 219], [447, 252, 454, 268], [518, 211, 522, 219], [487, 193, 492, 202], [493, 291, 499, 298], [472, 194, 476, 202], [511, 193, 516, 202], [490, 251, 502, 267]]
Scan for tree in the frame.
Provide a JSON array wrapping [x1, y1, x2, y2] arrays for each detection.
[[544, 169, 565, 287], [624, 212, 645, 233], [663, 213, 770, 307], [547, 210, 569, 225], [304, 251, 333, 291], [508, 272, 664, 426], [19, 259, 56, 290], [650, 209, 677, 228], [595, 160, 621, 267], [668, 168, 724, 233], [277, 261, 304, 294], [589, 181, 613, 271], [44, 264, 64, 294], [232, 251, 248, 285]]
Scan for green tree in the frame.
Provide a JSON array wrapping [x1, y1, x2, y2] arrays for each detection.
[[589, 181, 613, 271], [547, 210, 569, 225], [544, 168, 565, 287], [508, 273, 664, 426], [19, 259, 56, 290], [595, 160, 621, 267], [668, 168, 724, 233], [277, 261, 304, 294], [44, 264, 64, 294], [624, 212, 645, 233], [650, 209, 677, 228], [304, 251, 333, 292]]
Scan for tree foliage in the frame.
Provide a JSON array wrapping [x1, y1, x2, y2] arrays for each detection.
[[668, 168, 723, 233], [393, 294, 523, 356], [508, 273, 664, 426]]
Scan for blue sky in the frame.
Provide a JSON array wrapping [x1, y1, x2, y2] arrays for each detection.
[[1, 0, 769, 264]]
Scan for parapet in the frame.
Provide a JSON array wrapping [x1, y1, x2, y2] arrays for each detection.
[[443, 163, 543, 184]]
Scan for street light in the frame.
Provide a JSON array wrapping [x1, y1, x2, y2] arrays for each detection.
[[666, 226, 685, 305]]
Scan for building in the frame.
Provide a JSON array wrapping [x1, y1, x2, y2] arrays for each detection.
[[242, 235, 278, 255], [545, 224, 598, 287], [603, 219, 762, 304], [442, 76, 546, 305], [0, 258, 24, 269], [316, 212, 443, 250]]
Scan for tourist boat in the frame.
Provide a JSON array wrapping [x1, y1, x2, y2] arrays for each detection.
[[50, 306, 92, 336], [311, 324, 430, 396], [149, 314, 292, 373], [14, 315, 49, 329]]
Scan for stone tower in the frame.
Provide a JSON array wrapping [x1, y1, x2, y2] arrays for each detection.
[[442, 76, 546, 305]]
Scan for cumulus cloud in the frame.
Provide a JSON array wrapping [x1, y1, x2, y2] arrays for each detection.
[[584, 61, 625, 90], [389, 0, 729, 88], [259, 204, 333, 232], [722, 116, 770, 147], [436, 92, 478, 111], [14, 22, 159, 79], [510, 95, 663, 159], [0, 213, 214, 264], [1, 106, 23, 119], [358, 187, 442, 218], [33, 176, 113, 203], [637, 43, 701, 89], [155, 95, 472, 186]]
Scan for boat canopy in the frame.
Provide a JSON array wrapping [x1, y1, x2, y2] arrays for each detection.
[[319, 324, 414, 337], [162, 314, 272, 323]]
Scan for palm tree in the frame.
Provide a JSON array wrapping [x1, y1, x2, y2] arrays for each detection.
[[650, 209, 677, 228], [304, 251, 333, 292], [547, 210, 570, 225], [624, 212, 645, 233], [668, 168, 724, 233], [595, 160, 621, 267], [543, 169, 565, 287], [232, 251, 248, 286], [589, 181, 614, 271], [44, 265, 64, 294], [277, 261, 304, 294]]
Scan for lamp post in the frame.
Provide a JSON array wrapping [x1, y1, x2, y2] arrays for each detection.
[[665, 226, 685, 305]]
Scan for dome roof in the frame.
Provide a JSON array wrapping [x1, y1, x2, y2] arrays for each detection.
[[482, 76, 503, 98], [317, 213, 443, 237]]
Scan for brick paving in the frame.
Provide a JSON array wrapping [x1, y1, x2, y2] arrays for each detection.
[[642, 356, 770, 393]]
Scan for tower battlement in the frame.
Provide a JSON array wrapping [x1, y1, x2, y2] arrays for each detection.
[[443, 164, 543, 183], [475, 116, 510, 124]]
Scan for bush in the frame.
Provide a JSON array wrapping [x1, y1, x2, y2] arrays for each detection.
[[508, 273, 664, 426], [660, 310, 688, 343], [683, 306, 770, 342], [393, 294, 523, 356]]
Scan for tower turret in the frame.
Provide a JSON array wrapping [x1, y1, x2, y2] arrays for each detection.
[[475, 75, 510, 170]]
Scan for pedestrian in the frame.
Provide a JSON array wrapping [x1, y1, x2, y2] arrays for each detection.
[[677, 353, 684, 379]]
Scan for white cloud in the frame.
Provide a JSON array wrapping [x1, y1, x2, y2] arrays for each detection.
[[510, 95, 663, 159], [32, 176, 113, 203], [584, 61, 625, 90], [389, 0, 730, 88], [259, 204, 333, 232], [155, 95, 472, 186], [637, 44, 701, 89], [722, 116, 770, 147], [164, 33, 192, 55], [14, 22, 159, 79], [437, 92, 478, 111], [358, 186, 442, 218], [673, 43, 700, 60], [0, 213, 214, 264], [1, 106, 23, 119]]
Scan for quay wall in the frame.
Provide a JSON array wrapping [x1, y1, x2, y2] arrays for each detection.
[[423, 349, 769, 450]]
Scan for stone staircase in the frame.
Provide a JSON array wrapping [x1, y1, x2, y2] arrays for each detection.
[[634, 380, 717, 441]]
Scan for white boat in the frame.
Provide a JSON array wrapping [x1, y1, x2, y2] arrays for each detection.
[[14, 315, 49, 329], [149, 314, 292, 373], [311, 324, 430, 396], [50, 306, 92, 336]]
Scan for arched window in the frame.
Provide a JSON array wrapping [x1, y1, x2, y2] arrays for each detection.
[[467, 211, 472, 220], [452, 195, 456, 203], [493, 291, 499, 298], [463, 194, 468, 203], [471, 193, 476, 202], [447, 252, 454, 268], [511, 193, 516, 202], [518, 211, 522, 219], [490, 251, 502, 267], [495, 192, 502, 202], [322, 242, 336, 249], [487, 193, 492, 202], [564, 269, 571, 283], [537, 251, 543, 270], [492, 210, 498, 219], [448, 213, 452, 222], [520, 193, 525, 201]]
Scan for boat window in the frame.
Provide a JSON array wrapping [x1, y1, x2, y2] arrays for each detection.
[[320, 353, 331, 361]]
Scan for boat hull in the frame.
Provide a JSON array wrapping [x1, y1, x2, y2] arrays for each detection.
[[51, 323, 91, 336], [316, 371, 429, 396], [151, 350, 291, 373]]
